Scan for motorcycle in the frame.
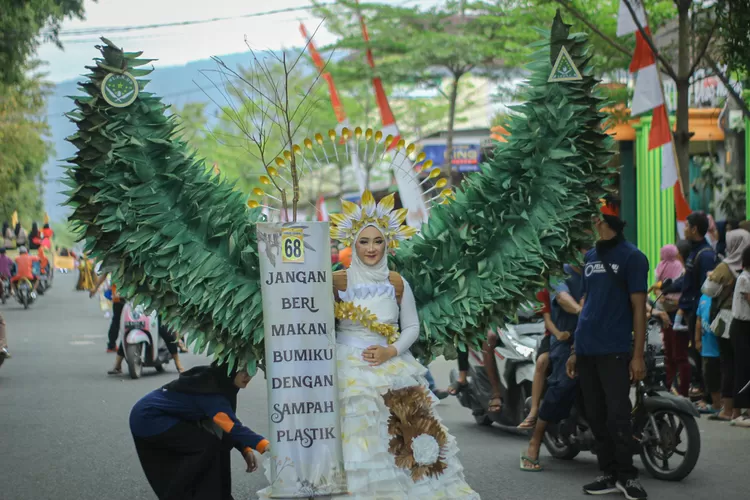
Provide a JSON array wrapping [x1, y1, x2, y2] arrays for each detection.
[[542, 290, 701, 481], [15, 278, 35, 309], [122, 304, 172, 379], [451, 305, 546, 429]]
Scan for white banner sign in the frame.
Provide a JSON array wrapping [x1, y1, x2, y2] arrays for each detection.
[[257, 221, 347, 498]]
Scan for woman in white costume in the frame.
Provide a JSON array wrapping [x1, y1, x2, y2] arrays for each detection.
[[261, 191, 480, 499]]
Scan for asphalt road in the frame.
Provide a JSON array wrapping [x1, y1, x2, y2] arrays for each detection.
[[1, 273, 748, 500]]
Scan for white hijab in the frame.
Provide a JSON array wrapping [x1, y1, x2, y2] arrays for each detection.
[[346, 224, 390, 286]]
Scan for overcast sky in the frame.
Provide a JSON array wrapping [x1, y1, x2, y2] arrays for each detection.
[[37, 0, 443, 83]]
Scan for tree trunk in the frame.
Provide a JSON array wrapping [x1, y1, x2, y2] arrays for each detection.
[[674, 1, 692, 198], [443, 73, 462, 187]]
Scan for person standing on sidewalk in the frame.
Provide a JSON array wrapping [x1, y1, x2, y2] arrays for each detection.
[[91, 271, 124, 353], [678, 211, 717, 398], [566, 197, 649, 500]]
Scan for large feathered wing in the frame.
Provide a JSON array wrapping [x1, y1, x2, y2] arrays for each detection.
[[64, 38, 267, 374], [391, 11, 616, 361]]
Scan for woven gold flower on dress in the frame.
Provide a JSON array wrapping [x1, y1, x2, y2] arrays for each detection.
[[334, 301, 400, 344], [383, 386, 448, 481], [330, 190, 417, 249]]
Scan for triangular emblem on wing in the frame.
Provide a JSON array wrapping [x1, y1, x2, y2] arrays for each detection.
[[548, 46, 582, 82]]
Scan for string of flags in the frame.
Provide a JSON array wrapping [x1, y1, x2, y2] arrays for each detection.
[[616, 0, 691, 232]]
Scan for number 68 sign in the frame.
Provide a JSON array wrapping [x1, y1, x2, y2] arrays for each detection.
[[281, 228, 305, 264]]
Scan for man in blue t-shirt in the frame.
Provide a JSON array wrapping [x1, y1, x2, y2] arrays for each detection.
[[566, 196, 649, 500]]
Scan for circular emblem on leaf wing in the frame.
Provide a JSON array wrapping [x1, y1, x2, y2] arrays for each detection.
[[101, 72, 139, 107]]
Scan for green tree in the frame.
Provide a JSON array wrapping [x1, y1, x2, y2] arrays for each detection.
[[551, 0, 750, 197], [0, 0, 88, 84], [715, 0, 750, 101], [316, 0, 547, 185], [0, 63, 51, 224]]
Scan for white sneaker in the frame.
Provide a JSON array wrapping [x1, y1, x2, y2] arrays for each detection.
[[731, 416, 750, 428]]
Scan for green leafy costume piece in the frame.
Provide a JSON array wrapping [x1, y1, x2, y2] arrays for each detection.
[[64, 38, 266, 374], [65, 12, 615, 374], [392, 10, 615, 361]]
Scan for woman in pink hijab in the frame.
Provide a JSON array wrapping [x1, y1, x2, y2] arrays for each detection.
[[654, 243, 688, 395], [656, 244, 685, 296]]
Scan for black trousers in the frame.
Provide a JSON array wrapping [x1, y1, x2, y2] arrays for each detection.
[[730, 318, 750, 409], [718, 337, 735, 398], [577, 353, 637, 481], [108, 301, 125, 349], [457, 348, 470, 372], [133, 422, 234, 500]]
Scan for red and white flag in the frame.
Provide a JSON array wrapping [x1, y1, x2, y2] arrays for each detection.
[[355, 2, 428, 227], [617, 0, 690, 225], [300, 23, 366, 193], [316, 195, 329, 222]]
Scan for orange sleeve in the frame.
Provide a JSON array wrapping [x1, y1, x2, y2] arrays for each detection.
[[212, 412, 235, 433], [256, 439, 270, 453]]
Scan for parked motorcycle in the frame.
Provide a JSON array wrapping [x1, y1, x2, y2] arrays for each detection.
[[15, 278, 35, 309], [122, 304, 172, 379], [451, 305, 546, 429], [542, 300, 701, 481]]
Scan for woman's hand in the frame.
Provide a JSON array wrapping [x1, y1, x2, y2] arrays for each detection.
[[243, 450, 258, 473], [554, 330, 571, 342], [659, 311, 672, 326], [363, 345, 397, 366]]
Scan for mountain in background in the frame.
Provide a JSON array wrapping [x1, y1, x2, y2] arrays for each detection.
[[44, 50, 261, 222]]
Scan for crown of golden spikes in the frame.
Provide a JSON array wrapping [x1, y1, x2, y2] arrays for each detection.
[[330, 190, 417, 249]]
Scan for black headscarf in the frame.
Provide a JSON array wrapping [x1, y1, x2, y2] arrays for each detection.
[[29, 222, 39, 240], [2, 222, 8, 237], [162, 362, 239, 411], [14, 223, 21, 237]]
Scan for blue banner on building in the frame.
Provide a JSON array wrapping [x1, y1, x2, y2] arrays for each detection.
[[421, 144, 482, 173]]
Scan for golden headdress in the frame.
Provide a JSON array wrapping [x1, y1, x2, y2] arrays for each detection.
[[330, 190, 418, 249]]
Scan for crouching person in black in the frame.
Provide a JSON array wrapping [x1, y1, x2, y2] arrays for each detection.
[[566, 197, 649, 500], [520, 263, 584, 471], [129, 363, 269, 500]]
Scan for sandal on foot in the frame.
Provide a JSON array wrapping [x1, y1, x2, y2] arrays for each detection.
[[708, 413, 732, 421], [107, 368, 122, 375], [488, 397, 502, 413], [520, 452, 543, 472], [695, 401, 718, 414], [518, 415, 538, 429], [448, 380, 469, 395]]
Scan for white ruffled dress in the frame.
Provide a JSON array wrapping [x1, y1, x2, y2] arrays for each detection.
[[334, 279, 479, 499], [259, 277, 479, 499]]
